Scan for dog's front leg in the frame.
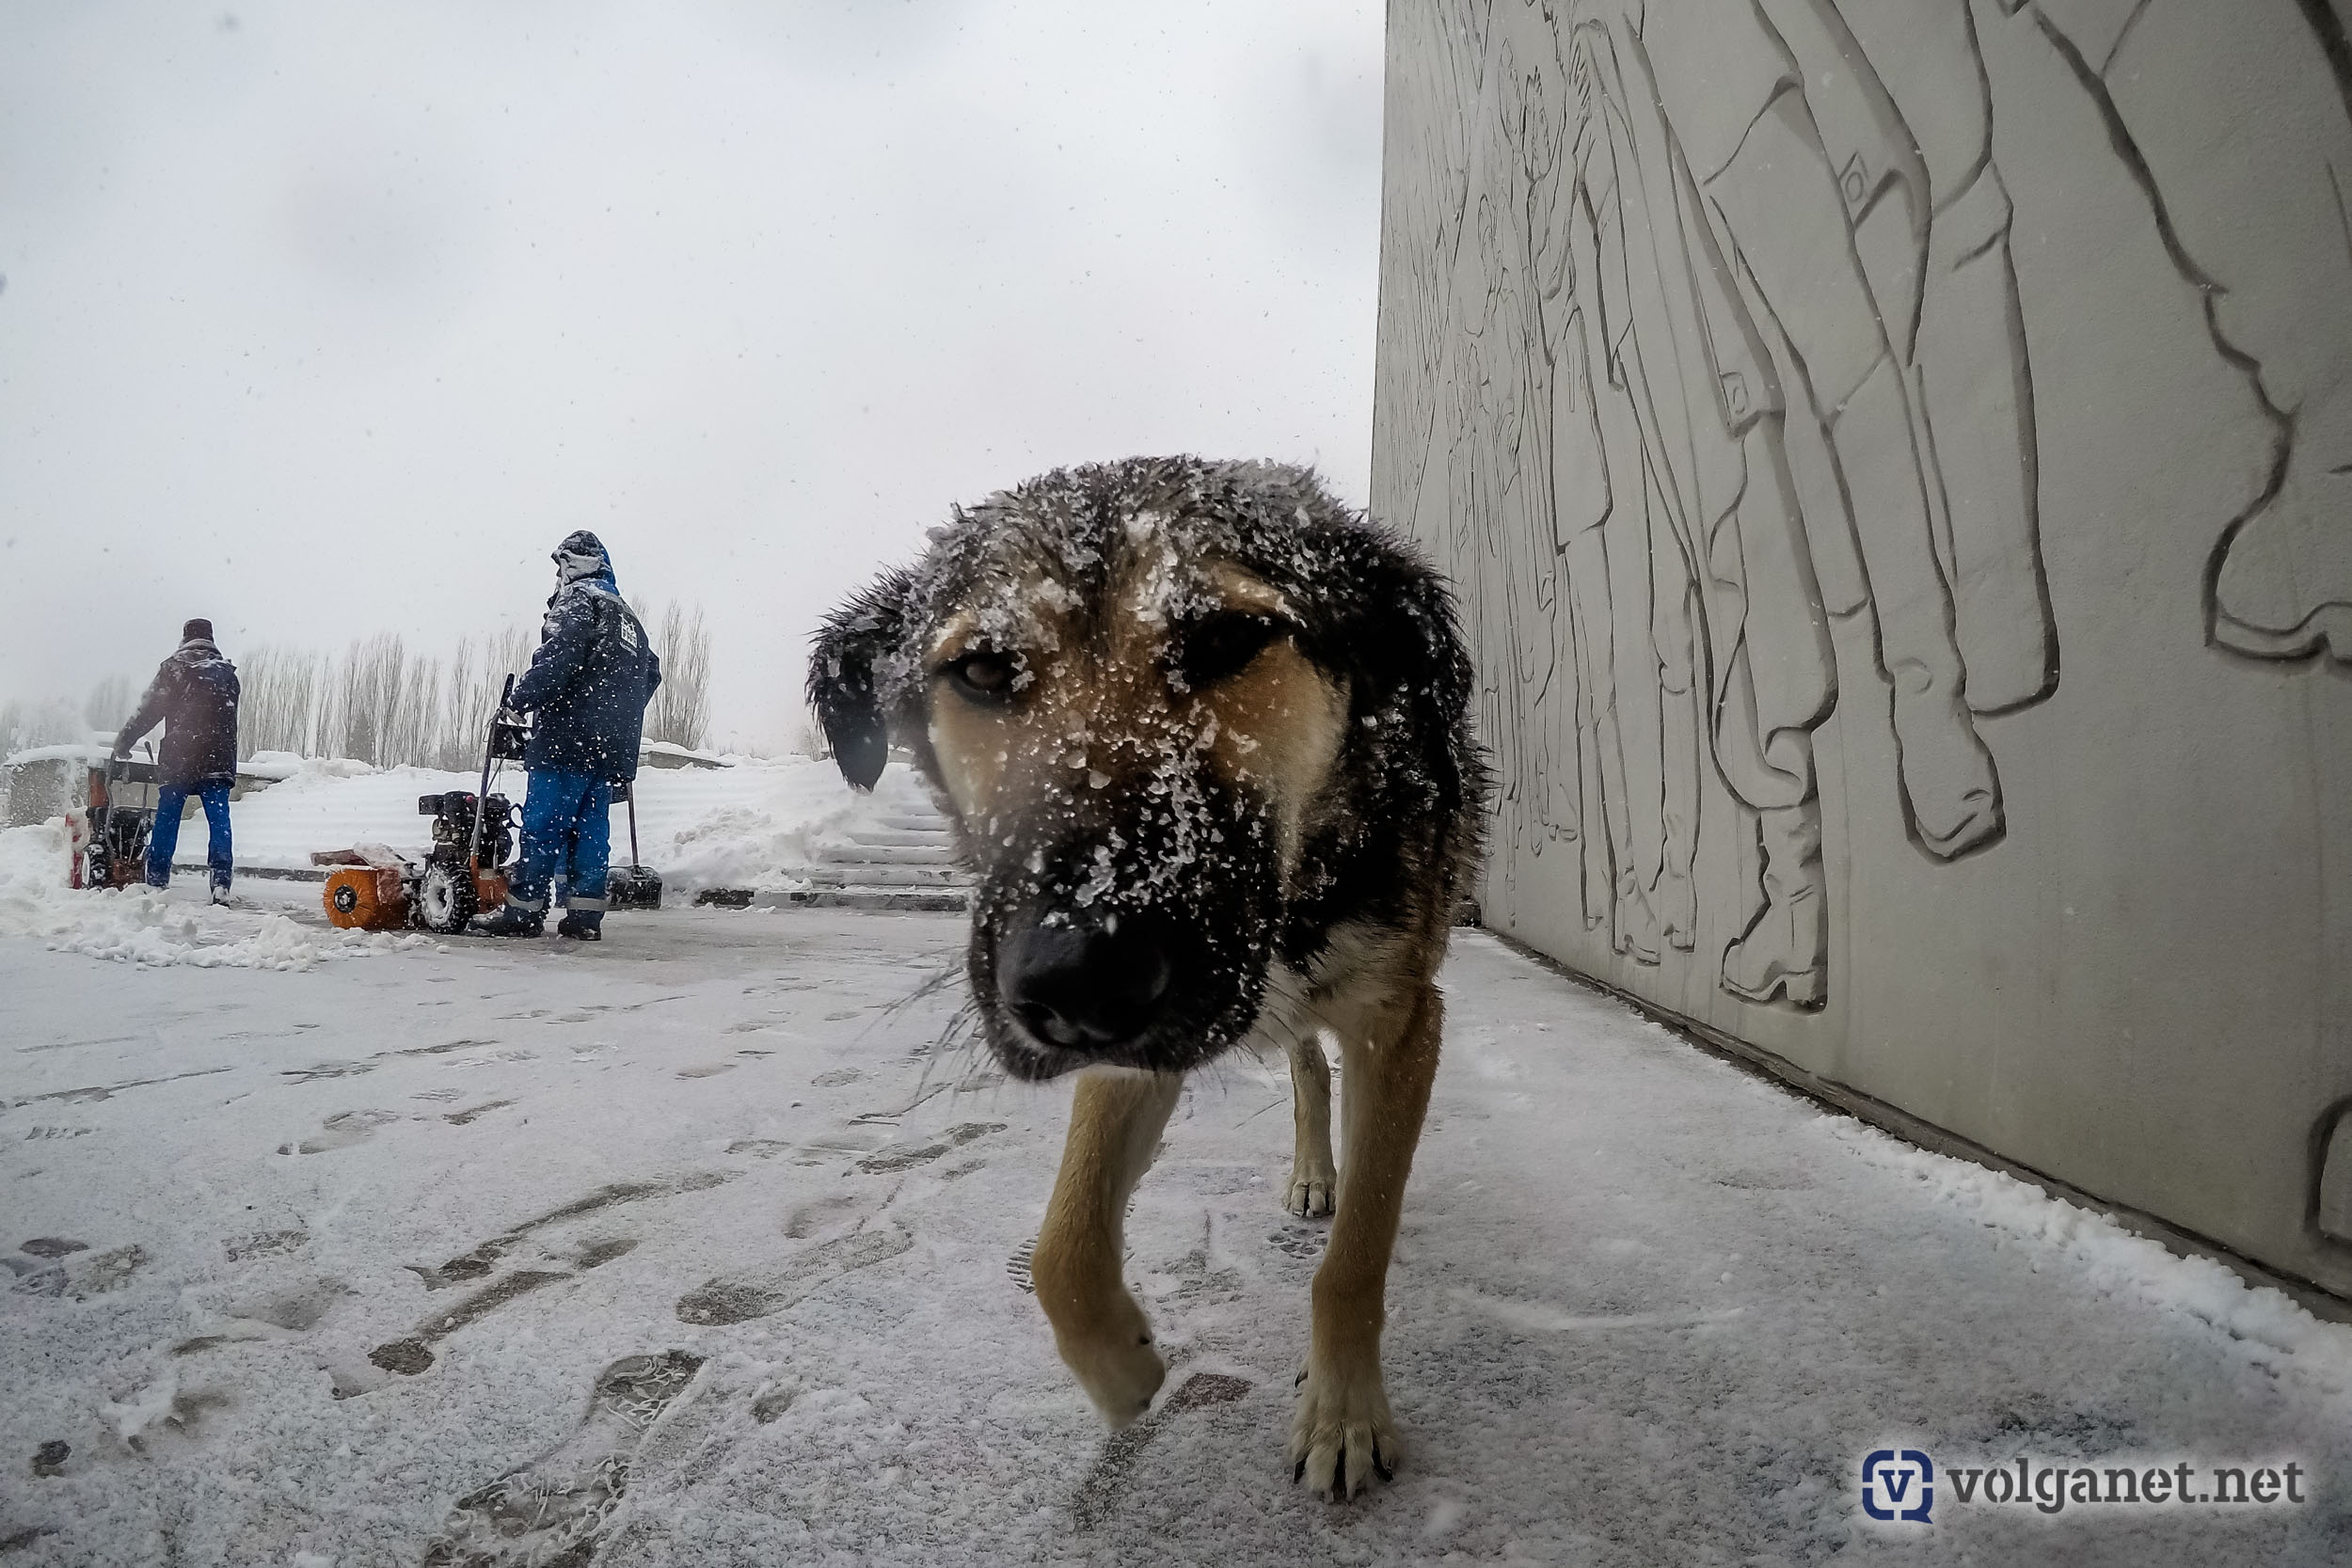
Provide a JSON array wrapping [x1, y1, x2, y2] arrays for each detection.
[[1292, 980, 1440, 1498], [1285, 1027, 1337, 1217], [1031, 1066, 1183, 1426]]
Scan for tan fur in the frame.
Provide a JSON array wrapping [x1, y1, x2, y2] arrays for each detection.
[[1292, 973, 1442, 1494], [1029, 1067, 1184, 1425], [1285, 1029, 1337, 1218], [925, 560, 1348, 889]]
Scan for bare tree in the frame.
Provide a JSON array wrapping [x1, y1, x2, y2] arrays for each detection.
[[334, 634, 421, 767], [83, 673, 134, 734], [642, 600, 712, 750], [238, 644, 327, 758], [1, 698, 84, 758]]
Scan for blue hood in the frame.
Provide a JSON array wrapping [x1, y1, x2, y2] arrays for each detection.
[[554, 531, 618, 594]]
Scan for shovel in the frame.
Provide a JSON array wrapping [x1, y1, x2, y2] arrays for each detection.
[[606, 779, 662, 911]]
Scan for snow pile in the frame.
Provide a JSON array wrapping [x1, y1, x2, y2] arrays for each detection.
[[643, 765, 939, 893], [208, 755, 938, 893], [240, 750, 319, 783], [199, 758, 479, 873], [1, 740, 113, 768], [0, 820, 428, 971]]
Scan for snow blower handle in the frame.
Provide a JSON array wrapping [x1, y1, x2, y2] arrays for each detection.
[[469, 674, 517, 869]]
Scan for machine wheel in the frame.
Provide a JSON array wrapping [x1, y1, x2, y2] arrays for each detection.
[[417, 861, 478, 934], [330, 881, 361, 917]]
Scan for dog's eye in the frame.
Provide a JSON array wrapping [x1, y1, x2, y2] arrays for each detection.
[[1177, 614, 1281, 689], [944, 651, 1018, 701]]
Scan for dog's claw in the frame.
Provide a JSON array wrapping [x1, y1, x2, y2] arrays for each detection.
[[1289, 1358, 1402, 1500], [1283, 1170, 1336, 1219]]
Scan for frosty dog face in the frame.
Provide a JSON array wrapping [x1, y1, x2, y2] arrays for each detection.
[[809, 458, 1471, 1081]]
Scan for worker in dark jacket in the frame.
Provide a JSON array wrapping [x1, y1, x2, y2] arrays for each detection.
[[474, 531, 662, 941], [116, 618, 242, 902]]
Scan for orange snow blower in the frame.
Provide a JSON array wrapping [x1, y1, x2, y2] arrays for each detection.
[[80, 752, 160, 890], [320, 677, 527, 934]]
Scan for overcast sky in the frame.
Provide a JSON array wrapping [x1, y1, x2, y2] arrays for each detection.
[[0, 0, 1384, 750]]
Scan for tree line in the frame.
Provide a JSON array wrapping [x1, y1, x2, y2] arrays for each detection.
[[2, 600, 713, 772]]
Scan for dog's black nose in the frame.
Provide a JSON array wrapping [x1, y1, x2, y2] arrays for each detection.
[[999, 918, 1175, 1053]]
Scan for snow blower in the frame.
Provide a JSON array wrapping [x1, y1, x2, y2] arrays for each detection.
[[80, 752, 158, 891], [605, 779, 662, 911], [319, 678, 525, 934]]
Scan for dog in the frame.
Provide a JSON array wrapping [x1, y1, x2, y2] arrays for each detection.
[[808, 456, 1485, 1498]]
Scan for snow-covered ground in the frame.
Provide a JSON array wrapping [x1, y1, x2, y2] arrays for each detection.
[[151, 755, 935, 895], [4, 868, 2350, 1565]]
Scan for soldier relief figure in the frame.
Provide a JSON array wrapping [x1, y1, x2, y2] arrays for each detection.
[[1381, 0, 2352, 1011]]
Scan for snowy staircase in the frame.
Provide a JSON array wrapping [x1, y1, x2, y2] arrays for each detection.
[[788, 800, 973, 912]]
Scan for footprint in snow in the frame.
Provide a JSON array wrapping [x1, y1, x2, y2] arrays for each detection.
[[361, 1178, 723, 1382], [854, 1121, 1006, 1174], [223, 1278, 351, 1332], [1071, 1372, 1254, 1528], [1265, 1227, 1327, 1262], [224, 1230, 306, 1261], [278, 1109, 400, 1156], [675, 1225, 913, 1326], [9, 1242, 145, 1300], [279, 1059, 376, 1084], [422, 1350, 703, 1568]]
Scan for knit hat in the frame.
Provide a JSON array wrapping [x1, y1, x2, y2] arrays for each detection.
[[183, 618, 214, 642]]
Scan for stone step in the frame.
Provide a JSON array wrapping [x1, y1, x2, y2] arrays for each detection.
[[694, 885, 970, 912], [785, 886, 971, 913], [817, 841, 960, 867], [797, 864, 973, 888], [848, 828, 955, 847]]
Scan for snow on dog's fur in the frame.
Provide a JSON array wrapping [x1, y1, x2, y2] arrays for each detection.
[[810, 456, 1485, 1498]]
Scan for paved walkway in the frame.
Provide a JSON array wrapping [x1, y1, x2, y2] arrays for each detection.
[[3, 899, 2348, 1565]]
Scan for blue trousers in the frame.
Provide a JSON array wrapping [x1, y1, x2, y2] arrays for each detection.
[[148, 783, 232, 890], [507, 771, 612, 912]]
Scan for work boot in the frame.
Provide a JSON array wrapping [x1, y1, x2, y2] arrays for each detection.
[[210, 879, 232, 908], [472, 903, 546, 938], [556, 912, 603, 942]]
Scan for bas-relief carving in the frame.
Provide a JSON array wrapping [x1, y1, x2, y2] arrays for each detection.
[[1372, 0, 2352, 1012]]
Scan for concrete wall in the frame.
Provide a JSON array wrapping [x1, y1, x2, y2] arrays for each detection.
[[1371, 0, 2352, 1298]]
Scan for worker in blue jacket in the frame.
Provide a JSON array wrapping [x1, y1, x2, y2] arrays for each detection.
[[474, 531, 661, 941]]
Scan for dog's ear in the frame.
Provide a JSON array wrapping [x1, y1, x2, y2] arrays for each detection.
[[809, 572, 914, 792]]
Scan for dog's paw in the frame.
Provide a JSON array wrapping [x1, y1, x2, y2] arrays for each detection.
[[1288, 1355, 1399, 1500], [1056, 1290, 1167, 1428], [1283, 1164, 1335, 1219]]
